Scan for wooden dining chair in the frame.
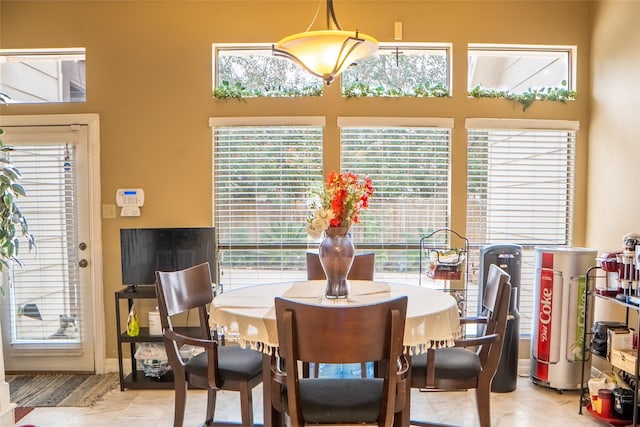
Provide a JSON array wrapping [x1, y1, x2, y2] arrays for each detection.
[[305, 251, 376, 378], [271, 296, 409, 426], [410, 264, 512, 427], [155, 262, 263, 427]]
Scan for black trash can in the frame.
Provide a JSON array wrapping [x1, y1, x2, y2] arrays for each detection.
[[479, 243, 522, 393]]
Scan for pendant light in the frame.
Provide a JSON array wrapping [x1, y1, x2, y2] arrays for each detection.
[[273, 0, 378, 85]]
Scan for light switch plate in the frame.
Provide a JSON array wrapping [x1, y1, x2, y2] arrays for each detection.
[[102, 204, 116, 219]]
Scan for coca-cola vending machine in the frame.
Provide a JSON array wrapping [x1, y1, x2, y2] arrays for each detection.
[[531, 247, 596, 390]]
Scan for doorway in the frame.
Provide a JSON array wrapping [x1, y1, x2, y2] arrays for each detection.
[[0, 114, 103, 373]]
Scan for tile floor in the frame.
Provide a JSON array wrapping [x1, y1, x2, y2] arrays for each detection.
[[16, 373, 603, 427]]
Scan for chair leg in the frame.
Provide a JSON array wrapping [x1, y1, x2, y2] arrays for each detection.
[[475, 380, 492, 427], [173, 377, 188, 427], [239, 383, 254, 427], [205, 388, 217, 425], [302, 361, 310, 378]]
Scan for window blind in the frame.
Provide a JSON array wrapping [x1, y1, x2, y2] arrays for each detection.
[[340, 122, 452, 285], [212, 123, 323, 290], [6, 143, 81, 343], [466, 120, 577, 335]]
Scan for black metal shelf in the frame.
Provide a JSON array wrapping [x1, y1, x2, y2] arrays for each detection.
[[119, 326, 201, 343], [115, 286, 174, 391], [580, 266, 640, 427]]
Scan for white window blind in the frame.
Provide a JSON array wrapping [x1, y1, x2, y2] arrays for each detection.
[[212, 121, 323, 290], [340, 119, 453, 285], [6, 143, 81, 343], [466, 119, 578, 335]]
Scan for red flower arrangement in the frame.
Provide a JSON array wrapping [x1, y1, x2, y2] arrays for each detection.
[[307, 171, 374, 239]]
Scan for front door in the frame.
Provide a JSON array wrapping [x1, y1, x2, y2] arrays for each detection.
[[0, 121, 99, 372]]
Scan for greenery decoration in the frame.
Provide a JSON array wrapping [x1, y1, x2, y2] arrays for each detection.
[[214, 80, 322, 99], [0, 106, 36, 290], [343, 82, 449, 98], [467, 81, 576, 111]]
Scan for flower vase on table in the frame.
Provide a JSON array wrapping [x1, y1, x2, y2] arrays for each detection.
[[319, 226, 354, 299], [306, 171, 375, 300]]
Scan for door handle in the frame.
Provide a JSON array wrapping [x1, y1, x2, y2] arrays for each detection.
[[79, 259, 88, 268]]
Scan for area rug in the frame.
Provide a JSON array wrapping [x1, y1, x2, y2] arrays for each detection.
[[7, 373, 119, 407], [14, 406, 34, 422]]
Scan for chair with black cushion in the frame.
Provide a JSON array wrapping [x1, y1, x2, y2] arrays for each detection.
[[305, 251, 376, 378], [271, 296, 409, 427], [410, 264, 512, 427], [155, 262, 263, 427]]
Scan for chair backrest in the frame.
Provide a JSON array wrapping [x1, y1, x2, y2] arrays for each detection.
[[481, 263, 511, 314], [274, 296, 407, 424], [306, 251, 375, 281], [155, 262, 214, 342], [478, 267, 511, 366]]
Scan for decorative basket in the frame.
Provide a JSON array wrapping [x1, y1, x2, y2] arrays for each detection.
[[427, 249, 466, 280]]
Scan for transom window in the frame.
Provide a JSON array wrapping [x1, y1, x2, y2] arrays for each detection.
[[468, 44, 575, 94], [0, 48, 86, 104], [341, 44, 451, 97], [213, 44, 322, 98]]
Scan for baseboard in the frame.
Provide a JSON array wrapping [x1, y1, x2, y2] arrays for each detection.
[[104, 358, 122, 374]]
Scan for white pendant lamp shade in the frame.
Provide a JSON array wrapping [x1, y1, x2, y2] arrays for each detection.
[[273, 1, 379, 85]]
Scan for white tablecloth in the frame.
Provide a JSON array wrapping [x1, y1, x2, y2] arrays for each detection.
[[210, 280, 461, 355]]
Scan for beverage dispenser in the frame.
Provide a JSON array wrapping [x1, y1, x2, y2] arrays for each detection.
[[479, 244, 521, 392], [530, 247, 596, 390]]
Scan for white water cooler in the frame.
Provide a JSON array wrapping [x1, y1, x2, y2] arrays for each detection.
[[530, 247, 596, 390]]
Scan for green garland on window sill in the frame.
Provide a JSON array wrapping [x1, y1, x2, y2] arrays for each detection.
[[343, 82, 450, 98], [467, 84, 576, 111], [213, 80, 322, 99]]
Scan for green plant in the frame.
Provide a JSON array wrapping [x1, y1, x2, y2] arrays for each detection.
[[343, 81, 450, 98], [468, 81, 576, 111], [0, 127, 36, 277], [213, 80, 248, 99], [213, 80, 322, 99]]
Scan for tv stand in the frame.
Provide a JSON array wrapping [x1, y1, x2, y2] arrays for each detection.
[[122, 284, 154, 293]]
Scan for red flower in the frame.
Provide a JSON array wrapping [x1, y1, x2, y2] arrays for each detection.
[[308, 171, 375, 232]]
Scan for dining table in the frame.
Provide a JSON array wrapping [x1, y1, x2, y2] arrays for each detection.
[[210, 279, 461, 427]]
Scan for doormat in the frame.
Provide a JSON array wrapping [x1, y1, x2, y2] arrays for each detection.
[[7, 373, 119, 407], [14, 406, 34, 422]]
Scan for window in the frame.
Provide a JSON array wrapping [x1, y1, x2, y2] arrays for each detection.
[[210, 117, 324, 290], [468, 44, 575, 93], [0, 49, 86, 104], [341, 44, 450, 97], [466, 118, 579, 335], [339, 118, 453, 284], [212, 43, 450, 98], [213, 45, 322, 98]]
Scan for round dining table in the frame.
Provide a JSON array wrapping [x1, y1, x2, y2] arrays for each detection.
[[210, 280, 462, 427]]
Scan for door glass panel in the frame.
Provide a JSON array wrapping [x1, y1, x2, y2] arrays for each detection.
[[5, 143, 81, 344]]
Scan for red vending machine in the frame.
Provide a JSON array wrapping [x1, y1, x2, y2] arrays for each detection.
[[530, 246, 596, 390]]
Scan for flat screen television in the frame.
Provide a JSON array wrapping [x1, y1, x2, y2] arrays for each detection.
[[120, 227, 216, 290]]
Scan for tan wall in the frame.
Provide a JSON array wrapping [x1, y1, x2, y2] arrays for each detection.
[[0, 1, 593, 362], [588, 1, 640, 370]]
